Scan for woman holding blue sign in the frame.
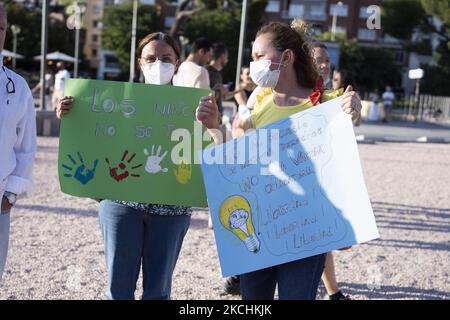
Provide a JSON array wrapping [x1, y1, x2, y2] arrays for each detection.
[[56, 33, 191, 300], [196, 20, 362, 300]]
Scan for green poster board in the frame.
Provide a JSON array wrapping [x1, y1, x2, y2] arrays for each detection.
[[58, 79, 212, 207]]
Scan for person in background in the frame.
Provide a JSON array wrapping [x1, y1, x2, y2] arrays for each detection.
[[312, 46, 352, 300], [231, 66, 256, 139], [0, 3, 37, 284], [172, 37, 212, 89], [332, 70, 346, 91], [56, 32, 191, 300], [31, 72, 53, 110], [368, 88, 381, 122], [312, 43, 331, 89], [234, 66, 256, 108], [222, 67, 257, 296], [382, 85, 395, 122], [52, 62, 70, 111], [206, 42, 229, 120], [207, 44, 251, 129]]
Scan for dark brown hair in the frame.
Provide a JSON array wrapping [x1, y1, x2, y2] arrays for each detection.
[[256, 20, 319, 88], [313, 42, 328, 50], [137, 32, 181, 60]]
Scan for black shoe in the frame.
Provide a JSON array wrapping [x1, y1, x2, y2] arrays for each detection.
[[223, 276, 240, 295], [328, 291, 351, 300]]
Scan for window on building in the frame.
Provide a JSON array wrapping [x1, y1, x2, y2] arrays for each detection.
[[92, 34, 99, 43], [311, 4, 325, 18], [357, 28, 376, 41], [359, 6, 371, 18], [393, 50, 405, 64], [330, 4, 348, 17], [334, 26, 347, 36], [93, 20, 103, 29], [93, 4, 102, 15], [92, 49, 98, 57], [164, 16, 175, 28], [288, 4, 304, 18], [265, 0, 280, 13]]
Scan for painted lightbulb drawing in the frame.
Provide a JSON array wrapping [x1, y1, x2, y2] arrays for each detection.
[[219, 195, 260, 253]]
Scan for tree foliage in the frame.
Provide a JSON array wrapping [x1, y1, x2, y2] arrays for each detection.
[[3, 1, 76, 59], [318, 32, 401, 91], [381, 0, 427, 41], [183, 0, 267, 83], [102, 3, 162, 76]]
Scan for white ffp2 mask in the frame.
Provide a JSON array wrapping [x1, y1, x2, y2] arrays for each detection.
[[143, 60, 175, 85], [249, 56, 284, 88]]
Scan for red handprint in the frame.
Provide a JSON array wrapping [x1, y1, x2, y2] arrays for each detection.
[[106, 150, 143, 182]]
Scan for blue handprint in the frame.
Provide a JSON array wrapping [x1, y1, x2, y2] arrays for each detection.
[[63, 152, 99, 185]]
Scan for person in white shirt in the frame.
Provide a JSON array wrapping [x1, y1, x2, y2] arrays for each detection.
[[52, 61, 70, 110], [0, 3, 37, 283], [382, 85, 395, 122], [31, 72, 53, 110], [172, 37, 212, 89]]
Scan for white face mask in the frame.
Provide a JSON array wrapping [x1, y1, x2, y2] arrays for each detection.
[[249, 54, 284, 88], [143, 60, 175, 85]]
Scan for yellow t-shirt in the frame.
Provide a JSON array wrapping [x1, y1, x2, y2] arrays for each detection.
[[250, 87, 343, 129]]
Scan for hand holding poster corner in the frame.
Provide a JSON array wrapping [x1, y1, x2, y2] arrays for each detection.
[[58, 79, 212, 207], [200, 97, 380, 277]]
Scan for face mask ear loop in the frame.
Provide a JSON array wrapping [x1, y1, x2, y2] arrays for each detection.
[[274, 51, 286, 72]]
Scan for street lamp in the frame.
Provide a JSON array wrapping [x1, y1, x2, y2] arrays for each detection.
[[331, 1, 343, 41], [10, 25, 21, 69]]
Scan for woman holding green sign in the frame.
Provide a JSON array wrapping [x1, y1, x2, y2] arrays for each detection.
[[56, 32, 191, 300], [196, 20, 362, 300]]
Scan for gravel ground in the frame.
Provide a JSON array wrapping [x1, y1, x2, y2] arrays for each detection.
[[0, 137, 449, 300]]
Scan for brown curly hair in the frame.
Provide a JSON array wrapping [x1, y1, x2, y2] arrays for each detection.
[[256, 20, 319, 89]]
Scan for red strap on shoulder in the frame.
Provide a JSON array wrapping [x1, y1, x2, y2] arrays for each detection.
[[309, 76, 324, 106]]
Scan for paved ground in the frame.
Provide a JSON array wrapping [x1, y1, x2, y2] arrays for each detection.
[[0, 137, 449, 300]]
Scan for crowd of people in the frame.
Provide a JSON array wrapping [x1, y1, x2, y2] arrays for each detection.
[[1, 0, 366, 300]]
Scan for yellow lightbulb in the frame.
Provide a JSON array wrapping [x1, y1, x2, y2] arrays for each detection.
[[219, 195, 260, 253]]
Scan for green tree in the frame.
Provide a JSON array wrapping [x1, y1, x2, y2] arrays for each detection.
[[102, 2, 162, 77], [318, 32, 401, 91], [382, 0, 450, 95], [421, 65, 450, 95], [421, 0, 450, 38], [357, 48, 402, 91], [4, 2, 76, 60], [3, 2, 41, 57], [381, 0, 427, 41]]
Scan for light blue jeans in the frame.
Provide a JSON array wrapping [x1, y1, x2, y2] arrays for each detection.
[[0, 210, 11, 284], [98, 200, 190, 300]]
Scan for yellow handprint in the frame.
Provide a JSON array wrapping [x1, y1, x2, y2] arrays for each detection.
[[174, 161, 192, 184]]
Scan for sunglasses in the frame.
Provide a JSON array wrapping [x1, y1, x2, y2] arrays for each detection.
[[2, 66, 15, 105]]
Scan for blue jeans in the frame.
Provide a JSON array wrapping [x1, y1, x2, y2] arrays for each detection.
[[99, 200, 190, 300], [240, 253, 326, 300], [0, 210, 10, 284]]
